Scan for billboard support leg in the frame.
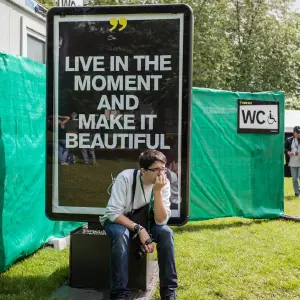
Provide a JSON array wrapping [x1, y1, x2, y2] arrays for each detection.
[[69, 224, 158, 292]]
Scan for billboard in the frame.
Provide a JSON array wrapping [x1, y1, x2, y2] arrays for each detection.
[[46, 4, 193, 225]]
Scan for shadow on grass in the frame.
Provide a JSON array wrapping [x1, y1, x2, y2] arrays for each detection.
[[0, 267, 69, 300], [173, 218, 276, 234], [285, 195, 300, 201]]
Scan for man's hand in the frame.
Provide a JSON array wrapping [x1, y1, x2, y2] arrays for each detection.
[[139, 229, 155, 253], [288, 151, 295, 156], [154, 174, 167, 192]]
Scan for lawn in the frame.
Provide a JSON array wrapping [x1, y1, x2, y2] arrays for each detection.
[[0, 178, 299, 300], [57, 158, 139, 207], [283, 177, 300, 216]]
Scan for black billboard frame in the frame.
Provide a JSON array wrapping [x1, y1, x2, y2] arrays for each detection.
[[46, 4, 193, 226]]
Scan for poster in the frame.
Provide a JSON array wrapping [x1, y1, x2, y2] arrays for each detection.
[[46, 5, 193, 224]]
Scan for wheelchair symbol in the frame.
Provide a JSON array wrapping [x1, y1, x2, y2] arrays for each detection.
[[267, 111, 276, 124]]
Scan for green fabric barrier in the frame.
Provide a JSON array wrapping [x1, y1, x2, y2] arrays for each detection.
[[0, 53, 285, 270], [189, 88, 284, 221], [0, 53, 82, 272]]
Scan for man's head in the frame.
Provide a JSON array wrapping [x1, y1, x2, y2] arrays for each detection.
[[293, 126, 300, 138], [139, 150, 167, 184], [71, 112, 77, 120]]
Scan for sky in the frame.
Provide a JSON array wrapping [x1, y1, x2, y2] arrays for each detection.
[[294, 0, 300, 11]]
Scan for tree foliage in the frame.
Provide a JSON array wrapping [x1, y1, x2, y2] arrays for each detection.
[[41, 0, 300, 108], [39, 0, 55, 8]]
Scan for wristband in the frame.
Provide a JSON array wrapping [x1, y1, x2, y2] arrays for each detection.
[[132, 224, 141, 239], [133, 224, 141, 234], [132, 224, 143, 240]]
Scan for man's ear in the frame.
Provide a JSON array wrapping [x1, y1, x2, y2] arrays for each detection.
[[140, 168, 146, 176]]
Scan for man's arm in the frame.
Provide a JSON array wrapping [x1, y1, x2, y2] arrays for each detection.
[[113, 215, 136, 231], [110, 173, 154, 253], [105, 174, 130, 223], [153, 174, 171, 224], [106, 173, 146, 233], [285, 137, 294, 156], [59, 116, 70, 125], [117, 215, 155, 254], [284, 138, 290, 154], [153, 191, 168, 224], [113, 190, 154, 254]]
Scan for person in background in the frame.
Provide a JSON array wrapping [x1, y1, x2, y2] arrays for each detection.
[[284, 126, 300, 197], [64, 112, 78, 164], [58, 115, 70, 165], [80, 130, 97, 165]]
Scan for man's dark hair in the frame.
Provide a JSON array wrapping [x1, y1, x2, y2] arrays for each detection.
[[71, 112, 77, 120], [139, 150, 167, 170], [293, 126, 300, 134]]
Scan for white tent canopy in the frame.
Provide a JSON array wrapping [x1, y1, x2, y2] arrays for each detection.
[[285, 110, 300, 133]]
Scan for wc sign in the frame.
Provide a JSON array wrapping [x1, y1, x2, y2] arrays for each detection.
[[237, 100, 279, 134]]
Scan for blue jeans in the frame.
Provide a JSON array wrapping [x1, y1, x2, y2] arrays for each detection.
[[81, 148, 96, 164], [104, 220, 178, 299], [58, 139, 69, 163], [290, 167, 300, 195]]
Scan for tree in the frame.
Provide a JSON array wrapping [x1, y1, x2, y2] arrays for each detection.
[[286, 96, 300, 109], [39, 0, 55, 8], [226, 0, 300, 98], [42, 0, 300, 107]]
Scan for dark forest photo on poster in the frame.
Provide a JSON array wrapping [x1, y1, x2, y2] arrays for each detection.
[[46, 6, 193, 224]]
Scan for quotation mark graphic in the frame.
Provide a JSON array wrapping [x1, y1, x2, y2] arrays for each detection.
[[110, 18, 127, 31]]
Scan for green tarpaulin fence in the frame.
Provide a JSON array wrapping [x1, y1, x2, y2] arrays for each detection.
[[0, 52, 285, 272], [0, 53, 82, 272], [190, 88, 284, 221]]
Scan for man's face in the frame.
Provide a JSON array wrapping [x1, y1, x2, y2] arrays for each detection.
[[141, 161, 166, 184], [294, 131, 300, 138]]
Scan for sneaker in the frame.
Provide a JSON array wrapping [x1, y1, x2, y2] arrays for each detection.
[[162, 293, 177, 300], [61, 162, 69, 165], [295, 193, 299, 197]]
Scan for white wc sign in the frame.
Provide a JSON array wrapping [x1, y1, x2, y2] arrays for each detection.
[[237, 99, 279, 133], [56, 0, 83, 6]]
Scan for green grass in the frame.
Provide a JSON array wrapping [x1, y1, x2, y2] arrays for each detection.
[[166, 218, 300, 300], [0, 248, 69, 300], [58, 158, 139, 207], [1, 178, 300, 300], [284, 177, 300, 216]]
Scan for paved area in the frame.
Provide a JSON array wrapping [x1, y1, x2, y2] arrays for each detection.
[[51, 262, 159, 300]]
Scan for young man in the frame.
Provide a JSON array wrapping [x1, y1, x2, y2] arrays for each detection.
[[285, 126, 300, 196], [100, 150, 178, 300]]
